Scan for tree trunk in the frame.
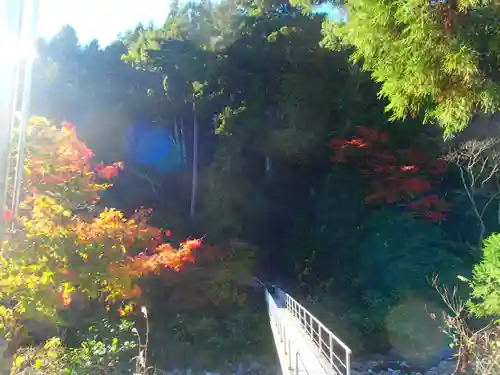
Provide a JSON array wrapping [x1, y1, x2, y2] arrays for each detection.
[[265, 155, 272, 178], [173, 116, 182, 165], [180, 118, 187, 165], [190, 102, 199, 219], [173, 116, 180, 146]]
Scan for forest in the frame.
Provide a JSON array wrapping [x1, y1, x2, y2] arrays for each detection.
[[2, 0, 500, 374]]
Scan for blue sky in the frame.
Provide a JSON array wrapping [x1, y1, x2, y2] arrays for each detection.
[[37, 0, 171, 45], [312, 3, 347, 22]]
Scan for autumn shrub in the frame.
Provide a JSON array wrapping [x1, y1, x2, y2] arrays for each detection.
[[140, 241, 270, 370], [0, 117, 200, 373], [330, 125, 449, 222]]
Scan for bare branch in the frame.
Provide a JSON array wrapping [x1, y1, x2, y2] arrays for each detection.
[[445, 138, 500, 245]]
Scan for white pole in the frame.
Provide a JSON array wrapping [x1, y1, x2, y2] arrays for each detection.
[[0, 0, 26, 236], [12, 0, 40, 218]]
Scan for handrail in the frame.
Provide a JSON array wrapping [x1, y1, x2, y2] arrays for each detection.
[[295, 350, 310, 375], [265, 286, 352, 375], [265, 287, 293, 371], [285, 292, 351, 375]]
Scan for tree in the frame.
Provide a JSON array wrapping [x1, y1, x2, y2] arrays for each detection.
[[330, 125, 449, 222], [0, 118, 200, 372], [291, 0, 500, 135], [445, 138, 500, 246]]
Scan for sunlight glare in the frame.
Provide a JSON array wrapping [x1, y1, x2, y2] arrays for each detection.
[[0, 0, 38, 63], [0, 33, 37, 62]]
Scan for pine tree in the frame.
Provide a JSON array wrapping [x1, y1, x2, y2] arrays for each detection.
[[293, 0, 500, 136]]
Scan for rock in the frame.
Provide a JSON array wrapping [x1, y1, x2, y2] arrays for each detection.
[[366, 360, 383, 369], [435, 360, 456, 375], [236, 363, 245, 375], [249, 361, 262, 370]]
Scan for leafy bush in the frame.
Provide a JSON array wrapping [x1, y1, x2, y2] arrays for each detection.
[[65, 319, 137, 374], [431, 232, 500, 374], [355, 210, 464, 355], [0, 118, 200, 372], [468, 233, 500, 318], [9, 307, 166, 375], [10, 337, 68, 375], [146, 298, 272, 370]]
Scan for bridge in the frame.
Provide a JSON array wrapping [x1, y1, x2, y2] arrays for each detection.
[[264, 286, 352, 375]]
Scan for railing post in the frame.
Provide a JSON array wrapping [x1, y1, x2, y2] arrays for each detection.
[[288, 339, 292, 370], [318, 325, 322, 354], [280, 320, 284, 342], [266, 287, 352, 375], [309, 313, 313, 336], [329, 335, 333, 366]]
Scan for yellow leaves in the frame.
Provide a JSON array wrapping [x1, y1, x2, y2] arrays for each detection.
[[119, 302, 136, 317], [55, 282, 75, 307], [0, 254, 8, 267], [95, 209, 120, 223], [0, 119, 201, 330], [11, 336, 65, 375], [43, 337, 63, 351], [14, 356, 24, 369], [40, 271, 55, 285]]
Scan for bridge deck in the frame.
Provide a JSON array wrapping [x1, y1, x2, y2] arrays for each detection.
[[270, 305, 337, 375], [266, 288, 351, 375]]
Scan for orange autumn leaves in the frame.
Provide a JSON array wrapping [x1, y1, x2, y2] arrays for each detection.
[[329, 126, 450, 222], [114, 239, 201, 279], [2, 118, 201, 315], [22, 118, 100, 205]]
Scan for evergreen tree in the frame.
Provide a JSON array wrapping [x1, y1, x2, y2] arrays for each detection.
[[293, 0, 500, 135]]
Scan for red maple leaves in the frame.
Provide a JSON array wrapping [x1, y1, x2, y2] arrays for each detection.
[[330, 126, 449, 222], [94, 162, 125, 179]]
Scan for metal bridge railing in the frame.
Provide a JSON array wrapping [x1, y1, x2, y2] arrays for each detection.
[[265, 286, 351, 375], [285, 292, 352, 375], [265, 288, 295, 374]]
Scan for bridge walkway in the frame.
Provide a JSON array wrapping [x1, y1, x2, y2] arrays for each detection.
[[265, 287, 351, 375]]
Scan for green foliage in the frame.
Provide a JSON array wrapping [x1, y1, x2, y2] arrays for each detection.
[[357, 209, 463, 306], [11, 337, 68, 375], [287, 166, 366, 285], [297, 0, 500, 135], [64, 319, 137, 375], [146, 302, 273, 370], [30, 0, 497, 364], [468, 233, 500, 318], [343, 209, 463, 353], [10, 319, 137, 375]]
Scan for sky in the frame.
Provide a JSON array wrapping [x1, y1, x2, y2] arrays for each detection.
[[37, 0, 171, 45], [4, 0, 344, 47]]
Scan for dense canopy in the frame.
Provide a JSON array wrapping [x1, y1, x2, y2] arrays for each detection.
[[3, 0, 500, 373]]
